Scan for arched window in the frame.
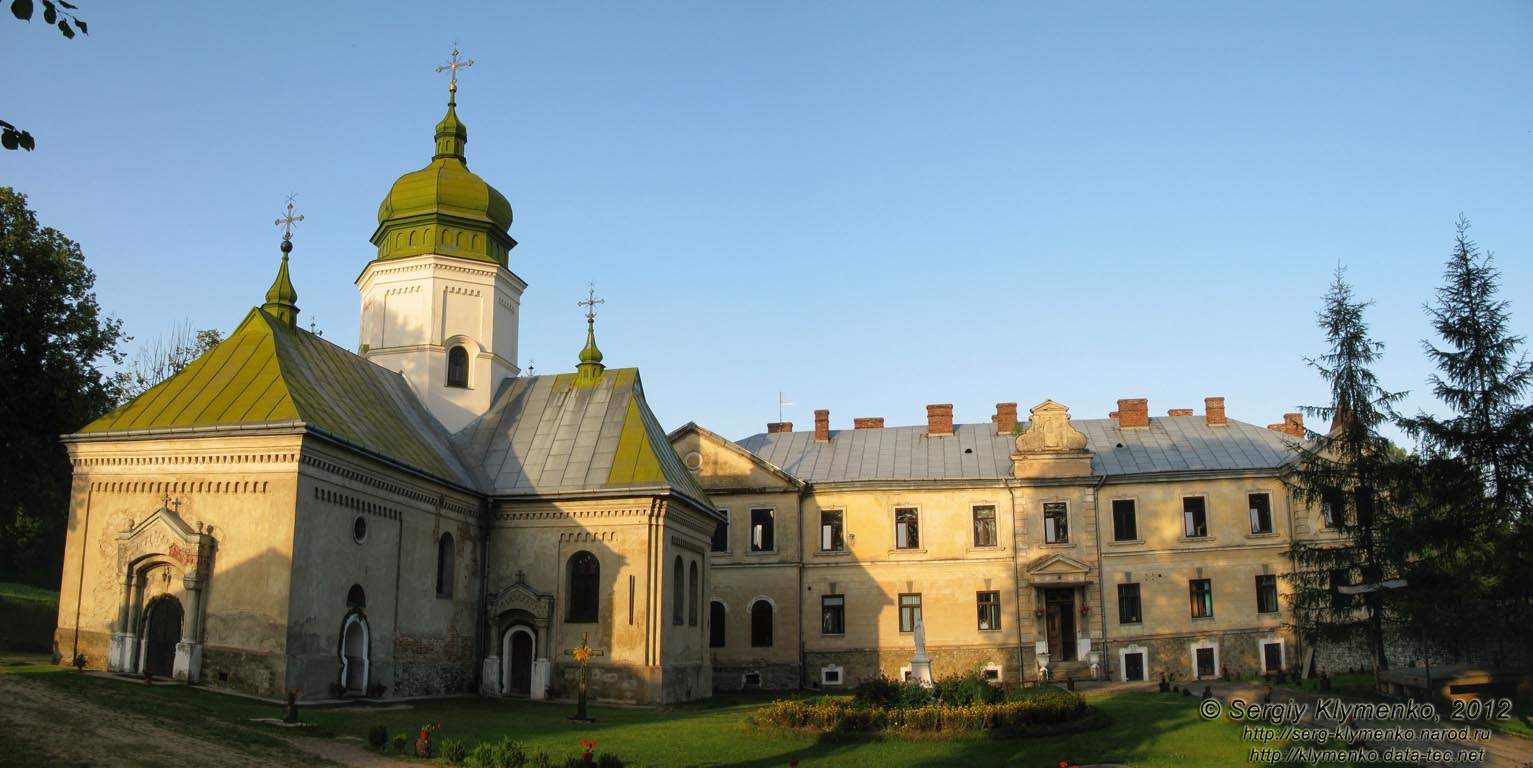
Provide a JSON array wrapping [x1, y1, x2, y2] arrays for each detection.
[[346, 584, 366, 609], [672, 556, 685, 625], [709, 601, 726, 648], [447, 345, 469, 388], [750, 599, 773, 647], [567, 551, 599, 623], [688, 562, 699, 626], [435, 533, 455, 598]]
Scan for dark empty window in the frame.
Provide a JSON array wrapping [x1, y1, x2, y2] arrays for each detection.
[[1112, 499, 1138, 541], [688, 561, 699, 627], [972, 505, 997, 547], [1190, 578, 1213, 618], [1249, 493, 1273, 534], [977, 591, 1000, 631], [750, 509, 774, 552], [821, 595, 845, 635], [567, 551, 599, 622], [709, 601, 725, 647], [1321, 487, 1345, 529], [821, 510, 844, 551], [346, 584, 366, 609], [446, 345, 469, 388], [1329, 569, 1354, 611], [672, 556, 685, 625], [1044, 502, 1069, 544], [711, 517, 729, 552], [1256, 574, 1279, 613], [1183, 497, 1208, 538], [1118, 583, 1142, 624], [435, 533, 454, 598], [750, 600, 773, 647]]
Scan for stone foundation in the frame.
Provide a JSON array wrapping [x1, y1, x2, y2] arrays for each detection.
[[394, 634, 475, 697], [805, 646, 1021, 688], [712, 662, 801, 692], [53, 627, 110, 671], [201, 645, 287, 697]]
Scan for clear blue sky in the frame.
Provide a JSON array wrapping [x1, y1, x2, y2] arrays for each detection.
[[7, 2, 1531, 442]]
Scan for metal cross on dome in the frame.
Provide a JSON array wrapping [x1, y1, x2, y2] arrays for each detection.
[[578, 284, 604, 323], [436, 46, 474, 93], [275, 195, 304, 242]]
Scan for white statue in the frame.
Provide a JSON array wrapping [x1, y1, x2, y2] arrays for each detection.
[[913, 616, 927, 658]]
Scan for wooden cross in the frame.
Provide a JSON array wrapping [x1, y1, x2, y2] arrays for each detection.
[[275, 195, 304, 242], [578, 284, 605, 324], [563, 631, 605, 721], [435, 46, 474, 93]]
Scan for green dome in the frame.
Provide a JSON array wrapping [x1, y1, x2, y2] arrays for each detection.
[[370, 96, 517, 266]]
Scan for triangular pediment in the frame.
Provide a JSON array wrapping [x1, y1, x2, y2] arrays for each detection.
[[1026, 553, 1092, 577], [487, 570, 554, 621], [668, 422, 803, 493], [118, 504, 215, 578]]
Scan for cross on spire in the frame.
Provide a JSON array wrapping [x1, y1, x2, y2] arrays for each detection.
[[275, 195, 304, 243], [578, 283, 605, 324], [435, 45, 474, 93]]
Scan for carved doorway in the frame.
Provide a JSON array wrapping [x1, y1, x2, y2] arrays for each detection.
[[143, 595, 182, 678], [502, 626, 534, 696], [1044, 588, 1076, 660]]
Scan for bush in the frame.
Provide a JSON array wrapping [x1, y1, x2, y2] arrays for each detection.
[[752, 690, 1088, 735], [935, 671, 1003, 706], [366, 725, 388, 750], [389, 733, 410, 754], [440, 737, 468, 765], [527, 748, 554, 768], [467, 738, 527, 768], [898, 680, 933, 708], [595, 752, 625, 768], [851, 675, 901, 707]]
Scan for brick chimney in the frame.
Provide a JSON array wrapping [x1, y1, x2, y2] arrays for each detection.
[[1205, 397, 1227, 426], [993, 402, 1018, 434], [766, 422, 793, 434], [1167, 408, 1193, 416], [1267, 412, 1304, 438], [815, 409, 830, 442], [853, 417, 884, 429], [1117, 398, 1149, 428], [926, 404, 954, 436]]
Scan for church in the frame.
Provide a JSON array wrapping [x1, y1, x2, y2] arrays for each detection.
[[54, 73, 1336, 704], [53, 78, 720, 705]]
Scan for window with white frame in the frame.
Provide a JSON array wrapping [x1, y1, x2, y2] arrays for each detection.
[[894, 507, 920, 549]]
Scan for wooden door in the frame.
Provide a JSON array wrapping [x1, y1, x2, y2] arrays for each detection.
[[509, 630, 533, 695], [144, 597, 181, 678]]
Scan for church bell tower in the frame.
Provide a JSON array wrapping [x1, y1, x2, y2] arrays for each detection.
[[357, 52, 524, 432]]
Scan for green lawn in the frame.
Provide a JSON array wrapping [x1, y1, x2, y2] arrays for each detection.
[[0, 582, 59, 653], [2, 656, 1374, 767]]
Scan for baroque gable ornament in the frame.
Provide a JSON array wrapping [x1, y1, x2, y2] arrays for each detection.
[[1014, 400, 1088, 453]]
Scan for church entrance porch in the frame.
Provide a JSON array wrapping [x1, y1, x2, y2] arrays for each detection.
[[142, 595, 182, 678], [1044, 588, 1076, 660]]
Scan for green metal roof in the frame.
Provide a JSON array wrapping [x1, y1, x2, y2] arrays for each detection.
[[81, 307, 478, 488]]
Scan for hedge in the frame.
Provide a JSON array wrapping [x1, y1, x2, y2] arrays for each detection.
[[752, 689, 1087, 734]]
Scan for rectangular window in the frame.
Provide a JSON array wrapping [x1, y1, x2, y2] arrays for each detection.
[[750, 508, 774, 552], [1118, 583, 1142, 624], [1256, 574, 1279, 614], [894, 507, 920, 549], [821, 595, 845, 635], [711, 517, 729, 552], [1044, 502, 1069, 544], [972, 505, 997, 547], [1329, 569, 1353, 611], [1189, 578, 1213, 618], [898, 593, 922, 632], [1183, 497, 1208, 538], [1112, 499, 1138, 542], [976, 591, 1001, 631], [820, 510, 844, 552], [1249, 493, 1273, 534], [1321, 488, 1345, 529]]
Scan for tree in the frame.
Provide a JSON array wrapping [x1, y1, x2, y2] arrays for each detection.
[[0, 187, 123, 585], [1395, 216, 1533, 662], [1286, 267, 1407, 676], [112, 321, 223, 405], [5, 0, 88, 151]]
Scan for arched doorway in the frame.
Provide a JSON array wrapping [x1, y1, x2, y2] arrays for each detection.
[[502, 626, 535, 696], [340, 613, 369, 693], [143, 595, 182, 678]]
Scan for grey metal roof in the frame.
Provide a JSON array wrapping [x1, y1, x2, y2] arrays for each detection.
[[456, 368, 712, 507], [735, 416, 1298, 483]]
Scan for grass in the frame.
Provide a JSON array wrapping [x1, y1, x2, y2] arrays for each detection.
[[2, 656, 1372, 767], [0, 582, 59, 653]]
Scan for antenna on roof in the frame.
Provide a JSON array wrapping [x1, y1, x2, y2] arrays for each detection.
[[778, 391, 792, 422]]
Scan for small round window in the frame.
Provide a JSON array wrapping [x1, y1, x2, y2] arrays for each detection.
[[352, 516, 367, 543]]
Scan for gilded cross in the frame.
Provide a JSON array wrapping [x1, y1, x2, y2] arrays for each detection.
[[275, 195, 304, 242], [563, 630, 605, 721], [578, 284, 605, 324], [435, 46, 474, 93]]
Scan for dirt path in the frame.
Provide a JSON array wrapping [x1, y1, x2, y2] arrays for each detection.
[[0, 673, 400, 768]]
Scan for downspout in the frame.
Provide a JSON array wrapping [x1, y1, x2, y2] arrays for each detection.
[[796, 484, 806, 689], [474, 496, 491, 692], [1091, 473, 1109, 679], [1008, 478, 1027, 682]]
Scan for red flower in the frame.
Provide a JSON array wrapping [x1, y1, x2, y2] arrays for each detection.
[[1060, 763, 1069, 767], [790, 761, 800, 767]]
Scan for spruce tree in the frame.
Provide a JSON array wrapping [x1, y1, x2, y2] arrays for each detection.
[[1287, 267, 1407, 675]]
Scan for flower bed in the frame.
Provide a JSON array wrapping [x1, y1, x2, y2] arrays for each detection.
[[750, 674, 1090, 736]]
